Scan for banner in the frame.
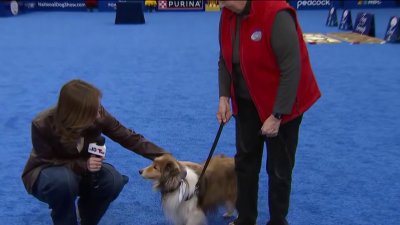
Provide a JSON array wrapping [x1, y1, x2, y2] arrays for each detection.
[[338, 9, 353, 30], [157, 0, 204, 11], [343, 0, 397, 8], [0, 0, 21, 16], [98, 1, 147, 12], [289, 0, 341, 10], [291, 0, 399, 9], [36, 0, 86, 11], [0, 1, 8, 16], [384, 16, 400, 43], [353, 12, 375, 37], [98, 0, 117, 11], [326, 7, 338, 26], [22, 1, 37, 11]]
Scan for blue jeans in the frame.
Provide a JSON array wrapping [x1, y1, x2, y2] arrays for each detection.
[[32, 163, 128, 225]]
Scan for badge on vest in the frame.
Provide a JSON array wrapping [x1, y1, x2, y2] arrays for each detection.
[[251, 30, 262, 41]]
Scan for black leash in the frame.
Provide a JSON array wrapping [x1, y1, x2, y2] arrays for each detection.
[[195, 122, 225, 194]]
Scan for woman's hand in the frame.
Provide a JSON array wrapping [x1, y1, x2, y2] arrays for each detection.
[[261, 115, 281, 138], [87, 155, 103, 172], [217, 96, 232, 124]]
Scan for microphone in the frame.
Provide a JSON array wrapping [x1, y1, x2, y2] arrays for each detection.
[[88, 136, 107, 189]]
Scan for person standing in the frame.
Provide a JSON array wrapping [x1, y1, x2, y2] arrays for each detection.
[[22, 79, 168, 225], [216, 1, 321, 225]]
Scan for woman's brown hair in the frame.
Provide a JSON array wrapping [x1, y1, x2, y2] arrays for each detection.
[[55, 79, 102, 142]]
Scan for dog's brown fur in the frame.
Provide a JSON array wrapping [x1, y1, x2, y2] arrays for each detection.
[[140, 154, 207, 225], [141, 154, 237, 219], [182, 154, 237, 216], [141, 154, 187, 193]]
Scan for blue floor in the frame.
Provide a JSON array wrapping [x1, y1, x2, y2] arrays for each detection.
[[0, 8, 399, 225]]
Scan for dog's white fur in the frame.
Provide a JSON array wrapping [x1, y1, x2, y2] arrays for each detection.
[[140, 154, 236, 225], [139, 154, 207, 225], [161, 168, 206, 225]]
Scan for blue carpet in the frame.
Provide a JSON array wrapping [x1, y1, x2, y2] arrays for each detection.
[[0, 8, 399, 225]]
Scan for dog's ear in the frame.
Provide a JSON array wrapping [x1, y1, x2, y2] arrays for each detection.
[[159, 161, 181, 193]]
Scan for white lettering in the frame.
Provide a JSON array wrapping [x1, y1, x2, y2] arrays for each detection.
[[37, 1, 85, 8], [386, 29, 394, 37], [359, 17, 367, 26], [108, 2, 116, 8], [355, 25, 366, 34], [297, 0, 331, 9], [167, 0, 202, 8], [366, 0, 382, 5], [355, 14, 368, 34]]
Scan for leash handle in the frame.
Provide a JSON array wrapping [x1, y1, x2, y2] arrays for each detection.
[[195, 122, 224, 192]]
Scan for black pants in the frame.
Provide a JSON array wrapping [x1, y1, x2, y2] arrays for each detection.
[[234, 98, 302, 225], [32, 163, 128, 225]]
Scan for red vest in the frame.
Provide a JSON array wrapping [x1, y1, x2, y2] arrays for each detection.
[[220, 1, 321, 123]]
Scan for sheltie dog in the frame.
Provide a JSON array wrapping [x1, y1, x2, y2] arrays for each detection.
[[139, 154, 236, 225]]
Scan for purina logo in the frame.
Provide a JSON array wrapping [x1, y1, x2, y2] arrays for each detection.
[[296, 0, 331, 9], [158, 0, 203, 10]]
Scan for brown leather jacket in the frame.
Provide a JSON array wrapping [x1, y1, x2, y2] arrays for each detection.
[[22, 106, 167, 194]]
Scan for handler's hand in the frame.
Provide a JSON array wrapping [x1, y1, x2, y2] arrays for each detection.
[[87, 155, 103, 172], [217, 96, 232, 124], [261, 115, 281, 137]]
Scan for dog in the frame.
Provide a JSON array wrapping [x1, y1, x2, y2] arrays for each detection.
[[139, 154, 236, 225]]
